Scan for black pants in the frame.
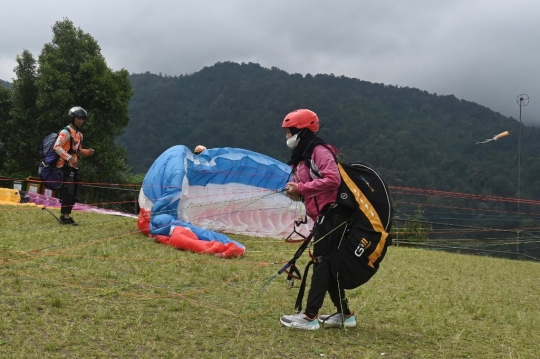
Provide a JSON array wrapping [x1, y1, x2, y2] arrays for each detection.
[[60, 166, 79, 215], [305, 205, 352, 317]]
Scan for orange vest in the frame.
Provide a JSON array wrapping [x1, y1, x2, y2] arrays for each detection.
[[54, 126, 88, 168]]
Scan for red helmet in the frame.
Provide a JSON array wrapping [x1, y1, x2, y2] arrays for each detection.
[[281, 109, 319, 132]]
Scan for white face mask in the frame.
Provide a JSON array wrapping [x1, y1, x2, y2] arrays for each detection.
[[286, 134, 300, 149]]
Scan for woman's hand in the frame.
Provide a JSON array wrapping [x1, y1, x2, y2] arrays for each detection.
[[285, 182, 301, 201]]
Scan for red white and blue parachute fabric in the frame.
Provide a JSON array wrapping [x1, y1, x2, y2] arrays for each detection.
[[138, 145, 308, 258]]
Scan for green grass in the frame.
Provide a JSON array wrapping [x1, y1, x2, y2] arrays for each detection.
[[1, 204, 539, 358]]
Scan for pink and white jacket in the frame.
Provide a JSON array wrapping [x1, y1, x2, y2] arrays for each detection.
[[292, 145, 341, 221]]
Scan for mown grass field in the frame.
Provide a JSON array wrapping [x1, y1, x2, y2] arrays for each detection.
[[1, 204, 539, 358]]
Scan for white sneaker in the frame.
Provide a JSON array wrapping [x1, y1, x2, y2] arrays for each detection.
[[318, 312, 356, 328], [280, 313, 320, 330]]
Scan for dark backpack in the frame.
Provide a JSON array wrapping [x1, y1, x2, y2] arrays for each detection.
[[38, 127, 72, 190], [332, 161, 394, 288], [307, 144, 394, 289]]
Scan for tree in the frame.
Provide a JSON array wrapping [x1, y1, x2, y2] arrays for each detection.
[[395, 206, 431, 242], [0, 85, 13, 172], [3, 19, 132, 182], [1, 50, 40, 174]]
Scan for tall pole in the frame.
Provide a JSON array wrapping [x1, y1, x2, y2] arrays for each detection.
[[516, 94, 529, 255]]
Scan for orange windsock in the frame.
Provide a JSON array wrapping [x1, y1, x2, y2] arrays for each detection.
[[476, 130, 511, 144], [494, 131, 509, 140]]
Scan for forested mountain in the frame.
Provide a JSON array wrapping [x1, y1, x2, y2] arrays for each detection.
[[0, 79, 11, 89], [120, 61, 540, 201]]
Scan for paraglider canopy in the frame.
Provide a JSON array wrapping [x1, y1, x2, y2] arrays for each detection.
[[137, 145, 310, 258]]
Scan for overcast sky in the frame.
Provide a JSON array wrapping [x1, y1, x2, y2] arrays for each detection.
[[2, 0, 538, 124]]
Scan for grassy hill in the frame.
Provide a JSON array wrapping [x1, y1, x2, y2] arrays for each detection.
[[1, 205, 538, 358]]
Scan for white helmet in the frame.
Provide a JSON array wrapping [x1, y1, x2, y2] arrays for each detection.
[[68, 106, 87, 120]]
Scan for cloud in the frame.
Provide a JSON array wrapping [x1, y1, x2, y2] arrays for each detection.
[[1, 0, 538, 123]]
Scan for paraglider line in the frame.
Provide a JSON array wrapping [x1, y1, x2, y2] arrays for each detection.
[[262, 229, 315, 291], [42, 206, 61, 223]]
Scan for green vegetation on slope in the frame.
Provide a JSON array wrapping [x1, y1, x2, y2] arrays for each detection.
[[121, 62, 540, 202], [1, 205, 538, 358]]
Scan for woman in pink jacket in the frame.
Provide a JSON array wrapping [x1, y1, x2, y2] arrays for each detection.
[[280, 109, 356, 330]]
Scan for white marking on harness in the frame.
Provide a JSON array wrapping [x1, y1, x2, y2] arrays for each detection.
[[354, 245, 365, 257]]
